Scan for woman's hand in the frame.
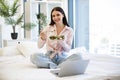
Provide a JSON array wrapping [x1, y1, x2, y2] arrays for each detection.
[[49, 53, 57, 59], [40, 30, 46, 40]]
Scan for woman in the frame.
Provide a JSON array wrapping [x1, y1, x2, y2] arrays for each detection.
[[30, 7, 73, 69]]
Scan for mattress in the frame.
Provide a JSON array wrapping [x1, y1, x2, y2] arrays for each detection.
[[0, 53, 120, 80]]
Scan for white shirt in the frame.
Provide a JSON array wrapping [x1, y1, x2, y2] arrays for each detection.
[[38, 25, 73, 54]]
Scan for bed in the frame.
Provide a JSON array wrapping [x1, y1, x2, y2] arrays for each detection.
[[0, 42, 120, 80]]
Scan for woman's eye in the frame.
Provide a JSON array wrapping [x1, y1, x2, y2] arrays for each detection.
[[57, 14, 60, 16], [52, 14, 60, 18], [52, 15, 55, 18]]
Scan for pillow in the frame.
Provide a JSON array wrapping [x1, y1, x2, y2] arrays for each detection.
[[68, 47, 90, 60], [0, 46, 21, 56], [17, 42, 47, 58], [69, 47, 88, 55]]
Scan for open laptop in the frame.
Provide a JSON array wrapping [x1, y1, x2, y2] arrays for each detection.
[[50, 59, 89, 77]]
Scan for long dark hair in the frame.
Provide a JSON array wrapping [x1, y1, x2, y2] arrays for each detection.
[[49, 7, 69, 27]]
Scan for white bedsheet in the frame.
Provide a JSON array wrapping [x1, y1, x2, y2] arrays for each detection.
[[0, 54, 120, 80]]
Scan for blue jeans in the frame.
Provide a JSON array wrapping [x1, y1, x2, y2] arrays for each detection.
[[30, 51, 67, 69]]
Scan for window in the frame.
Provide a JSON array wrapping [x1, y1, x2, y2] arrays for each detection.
[[89, 0, 120, 56]]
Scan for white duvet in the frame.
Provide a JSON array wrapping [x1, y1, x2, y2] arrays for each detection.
[[0, 42, 120, 80], [0, 54, 120, 80]]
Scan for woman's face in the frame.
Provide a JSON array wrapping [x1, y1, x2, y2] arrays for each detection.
[[52, 10, 64, 24]]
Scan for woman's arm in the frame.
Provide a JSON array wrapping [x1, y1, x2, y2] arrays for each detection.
[[58, 29, 73, 52], [37, 27, 48, 48], [37, 37, 46, 48]]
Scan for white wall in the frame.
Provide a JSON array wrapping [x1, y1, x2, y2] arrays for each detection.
[[89, 0, 120, 53]]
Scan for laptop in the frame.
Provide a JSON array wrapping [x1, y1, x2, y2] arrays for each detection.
[[50, 59, 89, 77]]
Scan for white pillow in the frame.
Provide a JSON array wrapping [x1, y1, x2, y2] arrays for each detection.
[[17, 42, 46, 58], [0, 46, 21, 56], [69, 47, 88, 55], [68, 47, 89, 60]]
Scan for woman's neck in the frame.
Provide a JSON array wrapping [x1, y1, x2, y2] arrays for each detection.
[[55, 23, 65, 35], [55, 23, 65, 28]]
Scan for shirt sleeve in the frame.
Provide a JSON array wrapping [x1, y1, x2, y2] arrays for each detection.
[[37, 27, 48, 48], [65, 28, 74, 51], [60, 28, 74, 52], [37, 37, 46, 48]]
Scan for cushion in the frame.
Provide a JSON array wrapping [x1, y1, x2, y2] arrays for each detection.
[[68, 47, 90, 60], [17, 42, 47, 58], [0, 46, 21, 56], [69, 47, 88, 55]]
